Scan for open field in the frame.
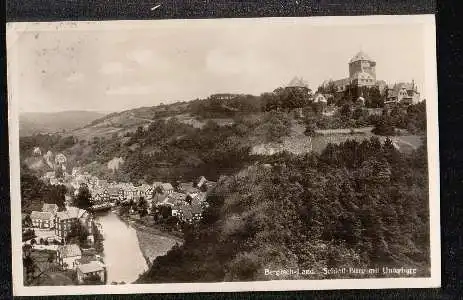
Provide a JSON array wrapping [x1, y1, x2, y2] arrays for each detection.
[[251, 121, 423, 156]]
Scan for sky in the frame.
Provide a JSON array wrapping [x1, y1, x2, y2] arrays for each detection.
[[7, 17, 431, 113]]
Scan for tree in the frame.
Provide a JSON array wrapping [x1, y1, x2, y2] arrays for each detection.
[[158, 205, 172, 220], [138, 197, 148, 217], [304, 121, 317, 137], [48, 184, 67, 210], [340, 104, 353, 121], [67, 222, 89, 245], [74, 185, 92, 210], [372, 117, 396, 136], [22, 215, 33, 227], [55, 166, 64, 179], [368, 86, 383, 108]]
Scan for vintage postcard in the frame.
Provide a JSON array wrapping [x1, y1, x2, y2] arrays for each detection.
[[7, 15, 439, 296]]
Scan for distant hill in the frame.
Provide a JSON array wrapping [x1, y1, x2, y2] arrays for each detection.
[[20, 111, 108, 136]]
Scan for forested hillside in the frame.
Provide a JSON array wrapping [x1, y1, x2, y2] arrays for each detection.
[[138, 137, 429, 282], [19, 89, 426, 185], [18, 85, 430, 282], [20, 164, 66, 213]]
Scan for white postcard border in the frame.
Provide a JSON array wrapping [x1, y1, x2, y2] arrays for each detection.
[[8, 14, 440, 296]]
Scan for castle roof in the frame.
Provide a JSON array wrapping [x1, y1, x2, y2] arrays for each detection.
[[349, 51, 374, 63], [287, 76, 309, 88]]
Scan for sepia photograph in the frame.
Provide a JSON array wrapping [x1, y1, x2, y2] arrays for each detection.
[[7, 15, 439, 295]]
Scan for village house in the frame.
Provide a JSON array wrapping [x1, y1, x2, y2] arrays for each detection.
[[152, 193, 168, 207], [107, 186, 123, 202], [30, 211, 55, 229], [178, 182, 200, 194], [91, 188, 106, 203], [49, 178, 60, 186], [44, 171, 55, 180], [160, 183, 174, 194], [313, 93, 328, 104], [32, 146, 42, 156], [57, 244, 82, 270], [96, 179, 108, 188], [55, 206, 91, 241], [196, 176, 207, 189], [167, 192, 187, 204], [196, 176, 217, 192], [191, 204, 203, 221], [137, 184, 154, 199], [76, 261, 106, 284], [125, 187, 139, 201]]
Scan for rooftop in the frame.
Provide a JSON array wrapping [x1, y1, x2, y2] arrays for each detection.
[[42, 203, 59, 213], [58, 244, 82, 258], [287, 76, 309, 88], [77, 260, 105, 273], [161, 183, 174, 191], [30, 211, 54, 221], [349, 51, 374, 63], [56, 206, 87, 220]]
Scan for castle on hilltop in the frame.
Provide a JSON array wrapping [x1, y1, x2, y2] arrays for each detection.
[[325, 50, 387, 94], [320, 50, 420, 105]]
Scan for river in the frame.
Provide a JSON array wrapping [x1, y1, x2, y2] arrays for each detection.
[[94, 211, 148, 284]]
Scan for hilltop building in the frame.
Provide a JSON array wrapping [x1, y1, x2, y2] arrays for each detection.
[[286, 76, 312, 95], [322, 51, 387, 94], [32, 147, 42, 156], [210, 93, 242, 101], [385, 81, 420, 106], [320, 50, 421, 106]]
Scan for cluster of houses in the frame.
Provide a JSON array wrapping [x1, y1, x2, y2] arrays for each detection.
[[29, 203, 93, 243], [56, 244, 106, 284], [88, 175, 216, 224], [25, 203, 106, 284], [41, 165, 217, 225], [150, 179, 213, 224]]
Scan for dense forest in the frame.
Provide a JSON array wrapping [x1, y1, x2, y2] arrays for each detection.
[[20, 165, 66, 213], [137, 137, 429, 282]]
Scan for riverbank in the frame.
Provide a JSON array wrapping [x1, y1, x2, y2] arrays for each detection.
[[113, 210, 183, 269]]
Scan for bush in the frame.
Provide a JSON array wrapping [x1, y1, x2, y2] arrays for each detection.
[[372, 119, 396, 136]]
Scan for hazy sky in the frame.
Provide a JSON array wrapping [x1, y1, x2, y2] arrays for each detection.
[[8, 18, 430, 113]]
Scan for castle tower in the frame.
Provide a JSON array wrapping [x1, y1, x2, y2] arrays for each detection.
[[348, 51, 377, 87], [348, 51, 376, 80]]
